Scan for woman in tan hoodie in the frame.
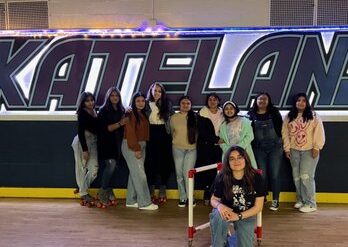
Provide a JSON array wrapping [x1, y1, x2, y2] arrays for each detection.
[[282, 93, 325, 213]]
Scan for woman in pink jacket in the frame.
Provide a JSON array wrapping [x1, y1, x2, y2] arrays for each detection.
[[282, 93, 325, 213]]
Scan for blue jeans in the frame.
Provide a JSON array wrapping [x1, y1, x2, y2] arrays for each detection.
[[290, 149, 319, 207], [100, 159, 117, 189], [210, 208, 256, 247], [254, 143, 283, 201], [122, 140, 152, 207], [172, 147, 197, 201]]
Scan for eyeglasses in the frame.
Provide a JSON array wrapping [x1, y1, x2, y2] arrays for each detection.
[[229, 156, 245, 162]]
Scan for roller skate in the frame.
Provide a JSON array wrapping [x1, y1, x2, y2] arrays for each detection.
[[107, 188, 118, 206], [80, 194, 95, 207], [96, 189, 109, 209], [158, 196, 167, 205], [158, 186, 167, 205], [151, 195, 159, 205]]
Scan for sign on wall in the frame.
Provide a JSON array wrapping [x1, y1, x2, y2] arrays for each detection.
[[1, 27, 348, 114]]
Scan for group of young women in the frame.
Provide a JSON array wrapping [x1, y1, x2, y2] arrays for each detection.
[[72, 83, 175, 210], [72, 84, 325, 245], [209, 92, 325, 246]]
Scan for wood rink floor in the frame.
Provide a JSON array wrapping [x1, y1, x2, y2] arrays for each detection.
[[0, 198, 347, 247]]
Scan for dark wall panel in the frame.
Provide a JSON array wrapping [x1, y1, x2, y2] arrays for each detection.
[[0, 121, 347, 193]]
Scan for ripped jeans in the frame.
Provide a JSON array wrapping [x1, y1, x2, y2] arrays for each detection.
[[290, 149, 319, 207], [71, 132, 98, 196]]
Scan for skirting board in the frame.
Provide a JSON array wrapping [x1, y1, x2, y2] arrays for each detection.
[[0, 188, 347, 203]]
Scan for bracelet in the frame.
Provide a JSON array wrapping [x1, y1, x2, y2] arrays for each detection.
[[216, 202, 221, 209], [237, 213, 243, 221]]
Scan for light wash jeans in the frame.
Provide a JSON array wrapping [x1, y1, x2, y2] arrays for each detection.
[[290, 149, 319, 207], [210, 208, 256, 247], [122, 140, 152, 207], [71, 132, 98, 196], [172, 147, 197, 202]]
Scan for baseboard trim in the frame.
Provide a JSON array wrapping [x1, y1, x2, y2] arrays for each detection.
[[0, 188, 347, 203]]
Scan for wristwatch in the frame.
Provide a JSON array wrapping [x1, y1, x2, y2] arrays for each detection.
[[237, 213, 243, 221]]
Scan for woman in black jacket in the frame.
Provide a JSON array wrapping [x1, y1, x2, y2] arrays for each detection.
[[97, 87, 128, 208], [196, 93, 223, 204]]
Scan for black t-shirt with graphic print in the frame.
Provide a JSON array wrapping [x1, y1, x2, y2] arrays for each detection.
[[212, 173, 266, 213]]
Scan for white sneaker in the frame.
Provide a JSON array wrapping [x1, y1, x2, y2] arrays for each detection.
[[269, 200, 279, 211], [139, 203, 159, 210], [126, 202, 138, 208], [294, 201, 303, 209], [299, 205, 317, 213]]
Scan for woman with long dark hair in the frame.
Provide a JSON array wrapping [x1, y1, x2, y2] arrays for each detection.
[[144, 82, 174, 204], [170, 95, 197, 207], [210, 145, 265, 247], [219, 101, 257, 168], [121, 92, 158, 210], [71, 92, 98, 206], [97, 87, 128, 208], [282, 93, 325, 213], [248, 92, 283, 211]]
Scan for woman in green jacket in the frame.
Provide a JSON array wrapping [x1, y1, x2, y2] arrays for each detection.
[[219, 101, 257, 169]]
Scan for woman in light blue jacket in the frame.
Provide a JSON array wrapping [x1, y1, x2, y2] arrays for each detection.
[[219, 101, 257, 169]]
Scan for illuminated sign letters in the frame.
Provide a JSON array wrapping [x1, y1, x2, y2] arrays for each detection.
[[1, 28, 348, 112]]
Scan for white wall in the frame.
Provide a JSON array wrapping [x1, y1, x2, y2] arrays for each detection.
[[48, 0, 270, 29]]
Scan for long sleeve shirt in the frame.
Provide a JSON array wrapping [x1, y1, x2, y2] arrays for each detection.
[[97, 106, 124, 160], [123, 111, 149, 152], [282, 112, 325, 152], [170, 112, 196, 150], [77, 109, 98, 152]]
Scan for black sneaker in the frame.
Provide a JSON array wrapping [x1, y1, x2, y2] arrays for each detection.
[[178, 200, 186, 208], [269, 200, 279, 211]]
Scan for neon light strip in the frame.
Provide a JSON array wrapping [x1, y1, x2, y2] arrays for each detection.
[[49, 99, 58, 112], [120, 58, 144, 107], [16, 36, 65, 99], [166, 58, 192, 65], [1, 25, 348, 37], [58, 63, 68, 77], [209, 33, 265, 88], [85, 58, 104, 94]]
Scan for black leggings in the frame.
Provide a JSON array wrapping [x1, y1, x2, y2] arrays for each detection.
[[145, 124, 174, 187]]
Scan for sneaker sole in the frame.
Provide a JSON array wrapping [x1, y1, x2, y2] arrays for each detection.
[[299, 208, 317, 213], [139, 207, 158, 210], [294, 203, 303, 209]]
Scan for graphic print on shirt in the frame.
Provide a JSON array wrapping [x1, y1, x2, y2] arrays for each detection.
[[289, 118, 309, 147], [227, 119, 242, 145], [232, 184, 252, 211]]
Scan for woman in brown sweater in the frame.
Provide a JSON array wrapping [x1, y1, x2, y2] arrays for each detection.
[[121, 92, 158, 210]]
